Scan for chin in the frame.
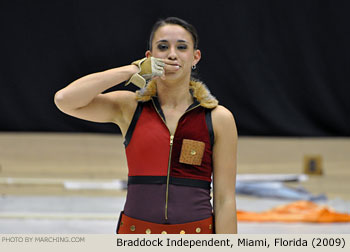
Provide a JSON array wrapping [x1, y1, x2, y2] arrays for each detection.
[[164, 74, 182, 81], [163, 72, 179, 79], [164, 70, 189, 81], [163, 76, 190, 85]]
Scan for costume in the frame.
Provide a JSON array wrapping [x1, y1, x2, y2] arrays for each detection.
[[117, 80, 218, 234]]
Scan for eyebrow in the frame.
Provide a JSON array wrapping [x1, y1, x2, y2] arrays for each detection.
[[156, 39, 189, 44]]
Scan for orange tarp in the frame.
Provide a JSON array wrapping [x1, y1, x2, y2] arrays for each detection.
[[237, 200, 350, 222]]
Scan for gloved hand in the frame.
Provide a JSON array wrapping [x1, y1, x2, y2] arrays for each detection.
[[125, 57, 165, 88]]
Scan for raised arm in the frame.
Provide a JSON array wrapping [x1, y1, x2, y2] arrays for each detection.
[[212, 105, 238, 234], [54, 64, 139, 135]]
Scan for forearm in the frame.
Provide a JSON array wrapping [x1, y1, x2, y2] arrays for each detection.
[[54, 65, 138, 110], [214, 199, 237, 234]]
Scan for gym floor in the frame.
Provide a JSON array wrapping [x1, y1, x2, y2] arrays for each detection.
[[0, 133, 349, 233]]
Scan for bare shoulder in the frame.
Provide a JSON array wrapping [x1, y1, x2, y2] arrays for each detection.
[[211, 105, 237, 139], [101, 90, 138, 135], [211, 105, 236, 125], [104, 90, 138, 120]]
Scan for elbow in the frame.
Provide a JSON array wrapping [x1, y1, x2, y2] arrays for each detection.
[[54, 91, 63, 108], [54, 90, 69, 112]]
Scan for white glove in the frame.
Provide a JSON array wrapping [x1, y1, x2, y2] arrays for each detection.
[[125, 57, 165, 88]]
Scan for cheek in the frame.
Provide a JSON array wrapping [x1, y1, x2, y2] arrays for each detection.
[[149, 48, 166, 58], [151, 51, 162, 58], [181, 53, 195, 65]]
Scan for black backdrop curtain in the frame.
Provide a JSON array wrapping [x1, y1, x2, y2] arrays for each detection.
[[0, 0, 349, 136]]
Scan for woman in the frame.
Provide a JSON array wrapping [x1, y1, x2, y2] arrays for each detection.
[[54, 17, 237, 234]]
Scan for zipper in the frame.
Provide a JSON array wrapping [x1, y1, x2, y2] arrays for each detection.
[[151, 98, 200, 220], [165, 135, 174, 220]]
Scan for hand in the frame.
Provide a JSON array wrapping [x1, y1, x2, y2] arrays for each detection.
[[157, 59, 181, 80], [125, 57, 165, 88]]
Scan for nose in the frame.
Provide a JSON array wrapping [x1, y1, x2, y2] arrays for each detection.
[[167, 46, 177, 60]]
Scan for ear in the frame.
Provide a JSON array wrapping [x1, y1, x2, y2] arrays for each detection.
[[145, 50, 152, 58], [193, 49, 201, 66]]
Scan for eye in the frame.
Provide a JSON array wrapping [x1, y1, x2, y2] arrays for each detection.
[[157, 44, 168, 50], [177, 44, 188, 50]]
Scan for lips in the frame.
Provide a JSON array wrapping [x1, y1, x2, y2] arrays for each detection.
[[165, 63, 181, 73], [168, 62, 181, 67]]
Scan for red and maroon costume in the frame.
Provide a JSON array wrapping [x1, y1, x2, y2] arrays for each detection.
[[117, 80, 218, 234]]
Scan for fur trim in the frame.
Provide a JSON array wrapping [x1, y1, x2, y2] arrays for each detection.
[[135, 79, 218, 109], [189, 80, 219, 109], [135, 79, 157, 102]]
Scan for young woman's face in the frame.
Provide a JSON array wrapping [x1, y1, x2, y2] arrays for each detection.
[[146, 24, 201, 81]]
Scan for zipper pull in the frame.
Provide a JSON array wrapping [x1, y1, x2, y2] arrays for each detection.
[[170, 135, 174, 146]]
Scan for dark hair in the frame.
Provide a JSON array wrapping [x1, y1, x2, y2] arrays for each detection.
[[148, 17, 199, 50]]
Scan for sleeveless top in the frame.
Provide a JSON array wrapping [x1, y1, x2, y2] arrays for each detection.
[[122, 80, 218, 224]]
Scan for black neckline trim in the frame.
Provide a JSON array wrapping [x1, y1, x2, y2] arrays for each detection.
[[151, 95, 201, 123]]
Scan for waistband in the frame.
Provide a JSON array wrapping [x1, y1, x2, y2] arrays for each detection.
[[116, 212, 214, 234], [128, 176, 211, 190]]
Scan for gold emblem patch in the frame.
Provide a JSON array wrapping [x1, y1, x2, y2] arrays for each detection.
[[179, 139, 205, 166]]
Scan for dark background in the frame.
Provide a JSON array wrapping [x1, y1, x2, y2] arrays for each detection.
[[1, 0, 349, 136]]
